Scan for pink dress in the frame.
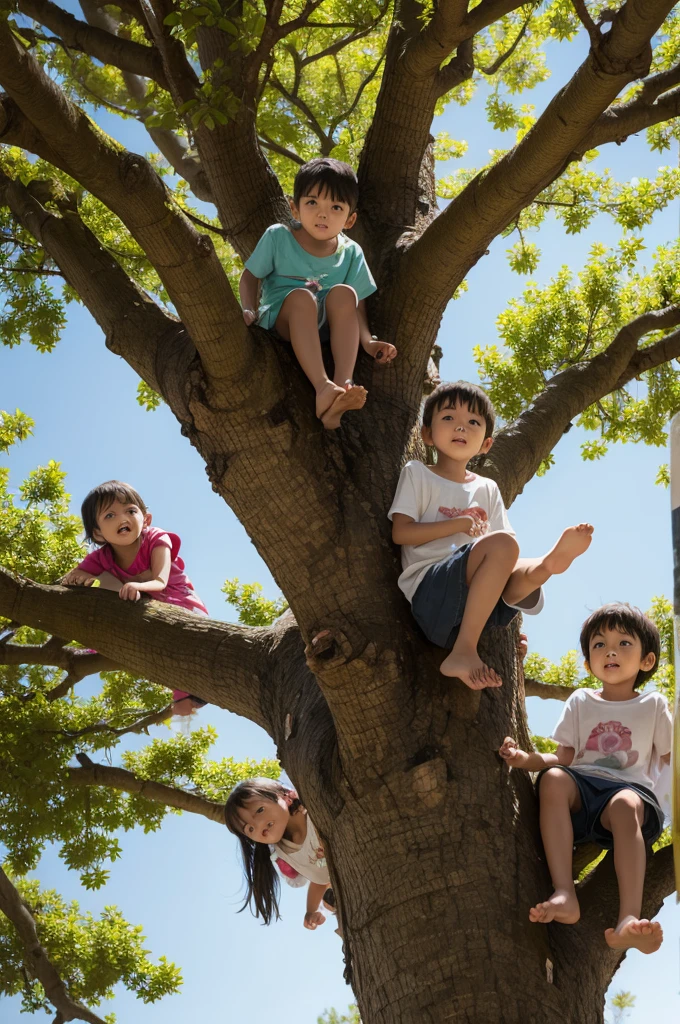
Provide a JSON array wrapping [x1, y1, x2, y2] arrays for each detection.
[[78, 527, 207, 703]]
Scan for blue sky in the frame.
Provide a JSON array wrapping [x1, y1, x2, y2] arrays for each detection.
[[1, 17, 679, 1024]]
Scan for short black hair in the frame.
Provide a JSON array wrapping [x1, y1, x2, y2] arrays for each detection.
[[293, 158, 359, 213], [422, 381, 496, 438], [81, 480, 147, 544], [580, 603, 660, 690]]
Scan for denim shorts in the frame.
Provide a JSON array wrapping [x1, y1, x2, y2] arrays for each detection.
[[535, 766, 664, 850], [410, 544, 518, 649]]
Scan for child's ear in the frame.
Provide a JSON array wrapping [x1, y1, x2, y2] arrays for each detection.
[[143, 512, 152, 528], [344, 211, 357, 230], [584, 659, 591, 675], [92, 527, 105, 544], [288, 196, 299, 219], [480, 436, 494, 455], [421, 423, 433, 447], [640, 651, 656, 672]]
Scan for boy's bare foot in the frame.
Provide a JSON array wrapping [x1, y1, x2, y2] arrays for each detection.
[[315, 380, 346, 420], [440, 650, 502, 688], [542, 524, 593, 575], [605, 917, 663, 954], [320, 384, 367, 429], [529, 889, 580, 924]]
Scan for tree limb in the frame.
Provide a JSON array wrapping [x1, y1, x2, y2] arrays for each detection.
[[0, 636, 116, 700], [0, 866, 108, 1024], [524, 678, 578, 701], [0, 165, 192, 399], [17, 0, 169, 88], [67, 758, 226, 824], [0, 567, 270, 730], [0, 23, 246, 385], [476, 303, 680, 504], [576, 77, 680, 155]]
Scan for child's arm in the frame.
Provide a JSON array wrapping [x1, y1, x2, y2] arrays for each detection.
[[392, 511, 486, 546], [357, 300, 397, 364], [239, 269, 260, 326], [118, 545, 172, 602], [303, 881, 329, 930], [498, 736, 575, 772]]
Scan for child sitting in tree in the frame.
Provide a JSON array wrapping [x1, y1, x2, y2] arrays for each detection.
[[61, 480, 207, 716], [499, 603, 672, 954], [239, 157, 397, 429], [389, 381, 593, 688]]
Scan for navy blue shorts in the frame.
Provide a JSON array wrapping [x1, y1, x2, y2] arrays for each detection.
[[410, 544, 518, 649], [536, 766, 664, 850]]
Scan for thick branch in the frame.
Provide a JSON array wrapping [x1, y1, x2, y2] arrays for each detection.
[[17, 0, 169, 88], [0, 22, 246, 384], [0, 866, 108, 1024], [0, 165, 187, 394], [577, 75, 680, 154], [405, 0, 676, 332], [0, 567, 270, 730], [477, 303, 680, 504], [524, 678, 577, 701], [67, 759, 226, 824]]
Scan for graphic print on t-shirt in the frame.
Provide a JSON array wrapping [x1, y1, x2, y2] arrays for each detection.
[[576, 720, 639, 770]]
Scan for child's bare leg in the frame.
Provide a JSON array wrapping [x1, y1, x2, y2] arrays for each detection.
[[325, 285, 360, 386], [276, 289, 344, 416], [530, 768, 581, 924], [601, 792, 663, 954], [440, 532, 519, 688], [502, 524, 594, 607], [276, 289, 365, 429]]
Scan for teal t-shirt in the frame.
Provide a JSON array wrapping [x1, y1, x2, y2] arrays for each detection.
[[244, 223, 377, 329]]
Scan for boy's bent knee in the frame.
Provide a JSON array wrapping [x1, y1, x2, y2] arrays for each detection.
[[325, 284, 358, 308], [607, 790, 644, 817], [539, 768, 574, 793], [281, 288, 318, 313], [483, 531, 519, 561]]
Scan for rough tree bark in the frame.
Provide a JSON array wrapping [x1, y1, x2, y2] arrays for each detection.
[[1, 2, 678, 1022]]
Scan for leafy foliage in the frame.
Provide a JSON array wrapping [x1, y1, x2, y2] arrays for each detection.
[[475, 240, 680, 462], [318, 1006, 361, 1024], [0, 874, 181, 1018], [222, 578, 288, 626]]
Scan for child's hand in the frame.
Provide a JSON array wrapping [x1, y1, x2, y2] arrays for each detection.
[[62, 569, 97, 587], [459, 515, 489, 538], [362, 337, 397, 364], [304, 910, 326, 930], [118, 582, 142, 602], [498, 737, 530, 768], [242, 308, 258, 326]]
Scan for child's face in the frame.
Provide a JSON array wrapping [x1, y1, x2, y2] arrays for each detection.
[[292, 187, 356, 241], [93, 498, 150, 547], [235, 794, 292, 845], [585, 625, 655, 688], [421, 401, 492, 462]]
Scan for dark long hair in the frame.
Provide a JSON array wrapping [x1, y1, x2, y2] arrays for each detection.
[[224, 777, 302, 924]]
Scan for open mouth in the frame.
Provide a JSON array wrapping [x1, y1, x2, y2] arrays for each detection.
[[604, 662, 620, 669], [118, 525, 131, 534]]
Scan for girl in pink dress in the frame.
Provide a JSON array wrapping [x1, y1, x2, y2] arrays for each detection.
[[62, 480, 208, 716]]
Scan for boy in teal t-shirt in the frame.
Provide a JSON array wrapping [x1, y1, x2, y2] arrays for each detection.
[[239, 158, 397, 429]]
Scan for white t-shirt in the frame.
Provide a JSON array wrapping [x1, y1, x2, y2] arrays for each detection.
[[271, 815, 330, 887], [552, 688, 672, 792], [387, 460, 543, 613]]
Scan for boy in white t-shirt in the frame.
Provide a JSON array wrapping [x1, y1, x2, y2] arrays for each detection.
[[499, 603, 672, 955], [388, 381, 593, 688]]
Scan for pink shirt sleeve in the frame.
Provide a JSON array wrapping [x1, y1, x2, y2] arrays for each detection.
[[77, 548, 110, 575], [145, 528, 180, 562]]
